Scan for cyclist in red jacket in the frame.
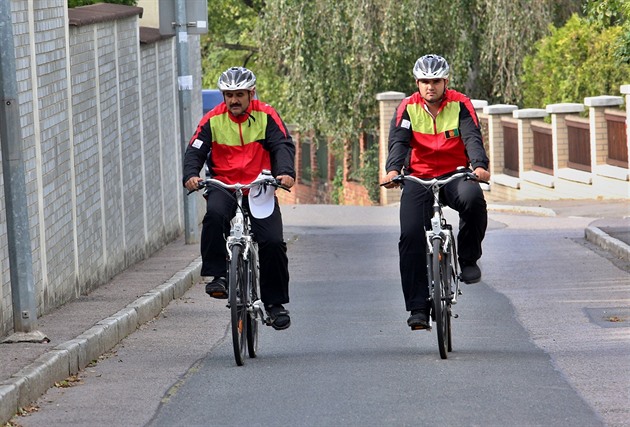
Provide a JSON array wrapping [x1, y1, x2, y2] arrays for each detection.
[[183, 67, 295, 330], [381, 54, 491, 330]]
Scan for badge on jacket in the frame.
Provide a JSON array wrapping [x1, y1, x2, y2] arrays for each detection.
[[444, 129, 460, 139]]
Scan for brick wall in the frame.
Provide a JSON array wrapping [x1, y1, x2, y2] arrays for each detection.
[[0, 2, 202, 337]]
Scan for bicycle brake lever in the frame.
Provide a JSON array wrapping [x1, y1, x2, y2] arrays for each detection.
[[187, 181, 207, 195], [471, 175, 490, 185]]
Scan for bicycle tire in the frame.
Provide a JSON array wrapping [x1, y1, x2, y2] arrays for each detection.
[[447, 233, 457, 353], [246, 242, 260, 358], [432, 238, 449, 359], [229, 245, 247, 366]]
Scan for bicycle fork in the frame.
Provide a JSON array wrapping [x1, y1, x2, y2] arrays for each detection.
[[426, 221, 460, 307]]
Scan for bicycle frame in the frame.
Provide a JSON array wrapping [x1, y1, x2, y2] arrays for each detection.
[[200, 173, 279, 326], [389, 170, 480, 359], [197, 170, 284, 365], [424, 179, 460, 306], [400, 173, 465, 304]]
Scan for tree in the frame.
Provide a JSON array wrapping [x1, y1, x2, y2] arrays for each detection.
[[201, 0, 264, 89], [256, 0, 463, 141], [521, 5, 630, 108], [451, 0, 582, 104], [583, 0, 630, 63], [254, 0, 581, 130]]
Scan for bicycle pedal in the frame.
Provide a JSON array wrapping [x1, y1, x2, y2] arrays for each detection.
[[410, 325, 432, 331]]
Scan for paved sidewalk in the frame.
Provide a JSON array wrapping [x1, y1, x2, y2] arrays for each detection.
[[0, 236, 203, 423], [0, 198, 628, 424]]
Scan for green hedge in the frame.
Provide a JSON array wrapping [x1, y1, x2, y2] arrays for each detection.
[[522, 14, 630, 108]]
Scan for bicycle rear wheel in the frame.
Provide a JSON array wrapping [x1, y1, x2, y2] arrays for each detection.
[[432, 239, 449, 359], [246, 242, 259, 358], [229, 245, 247, 366]]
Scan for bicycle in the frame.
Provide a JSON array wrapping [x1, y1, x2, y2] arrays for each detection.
[[384, 170, 485, 359], [194, 170, 286, 366]]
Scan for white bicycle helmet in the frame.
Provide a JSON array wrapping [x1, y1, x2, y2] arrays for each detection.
[[217, 66, 256, 91], [413, 54, 450, 80]]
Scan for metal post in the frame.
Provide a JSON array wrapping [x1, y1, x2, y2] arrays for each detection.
[[175, 0, 199, 244], [0, 0, 46, 343]]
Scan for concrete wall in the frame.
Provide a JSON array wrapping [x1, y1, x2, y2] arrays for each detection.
[[0, 1, 203, 337]]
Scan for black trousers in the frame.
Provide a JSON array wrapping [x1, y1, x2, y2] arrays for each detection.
[[200, 186, 290, 305], [398, 175, 487, 312]]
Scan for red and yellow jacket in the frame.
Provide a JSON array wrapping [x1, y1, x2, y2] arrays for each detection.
[[386, 89, 488, 178], [183, 99, 295, 186]]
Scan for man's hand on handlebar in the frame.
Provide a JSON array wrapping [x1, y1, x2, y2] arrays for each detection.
[[380, 170, 401, 189], [473, 167, 490, 183], [185, 176, 204, 192], [276, 175, 295, 189]]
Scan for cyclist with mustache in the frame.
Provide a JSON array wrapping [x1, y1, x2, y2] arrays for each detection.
[[183, 66, 295, 330], [381, 54, 490, 330]]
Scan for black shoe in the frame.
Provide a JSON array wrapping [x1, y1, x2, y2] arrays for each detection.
[[205, 277, 228, 299], [460, 261, 481, 284], [265, 304, 291, 330], [407, 309, 430, 330]]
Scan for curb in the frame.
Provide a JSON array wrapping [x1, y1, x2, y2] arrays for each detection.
[[585, 226, 630, 262], [487, 203, 557, 217], [0, 258, 202, 425]]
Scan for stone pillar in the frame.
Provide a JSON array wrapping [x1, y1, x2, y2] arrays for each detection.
[[376, 91, 405, 205], [482, 104, 518, 179], [584, 95, 624, 174], [621, 85, 630, 167], [471, 99, 488, 113], [288, 125, 302, 184], [513, 108, 548, 175], [546, 103, 585, 173]]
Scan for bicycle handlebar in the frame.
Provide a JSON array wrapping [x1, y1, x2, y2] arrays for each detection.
[[188, 173, 291, 195], [380, 170, 489, 188]]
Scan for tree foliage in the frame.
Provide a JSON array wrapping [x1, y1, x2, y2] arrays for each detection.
[[201, 0, 263, 89], [521, 4, 630, 108], [257, 0, 463, 144], [582, 0, 630, 63], [252, 0, 579, 140]]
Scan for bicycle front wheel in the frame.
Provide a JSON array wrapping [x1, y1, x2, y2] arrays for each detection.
[[447, 233, 457, 353], [229, 245, 247, 366], [246, 242, 260, 358], [432, 239, 449, 359]]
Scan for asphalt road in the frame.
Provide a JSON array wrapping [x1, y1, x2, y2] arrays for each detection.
[[16, 205, 628, 426]]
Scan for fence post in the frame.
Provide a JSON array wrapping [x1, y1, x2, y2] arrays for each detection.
[[376, 91, 405, 205], [513, 109, 548, 173], [482, 104, 518, 186], [546, 103, 587, 182], [584, 95, 625, 180], [472, 100, 488, 152], [620, 85, 630, 170]]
